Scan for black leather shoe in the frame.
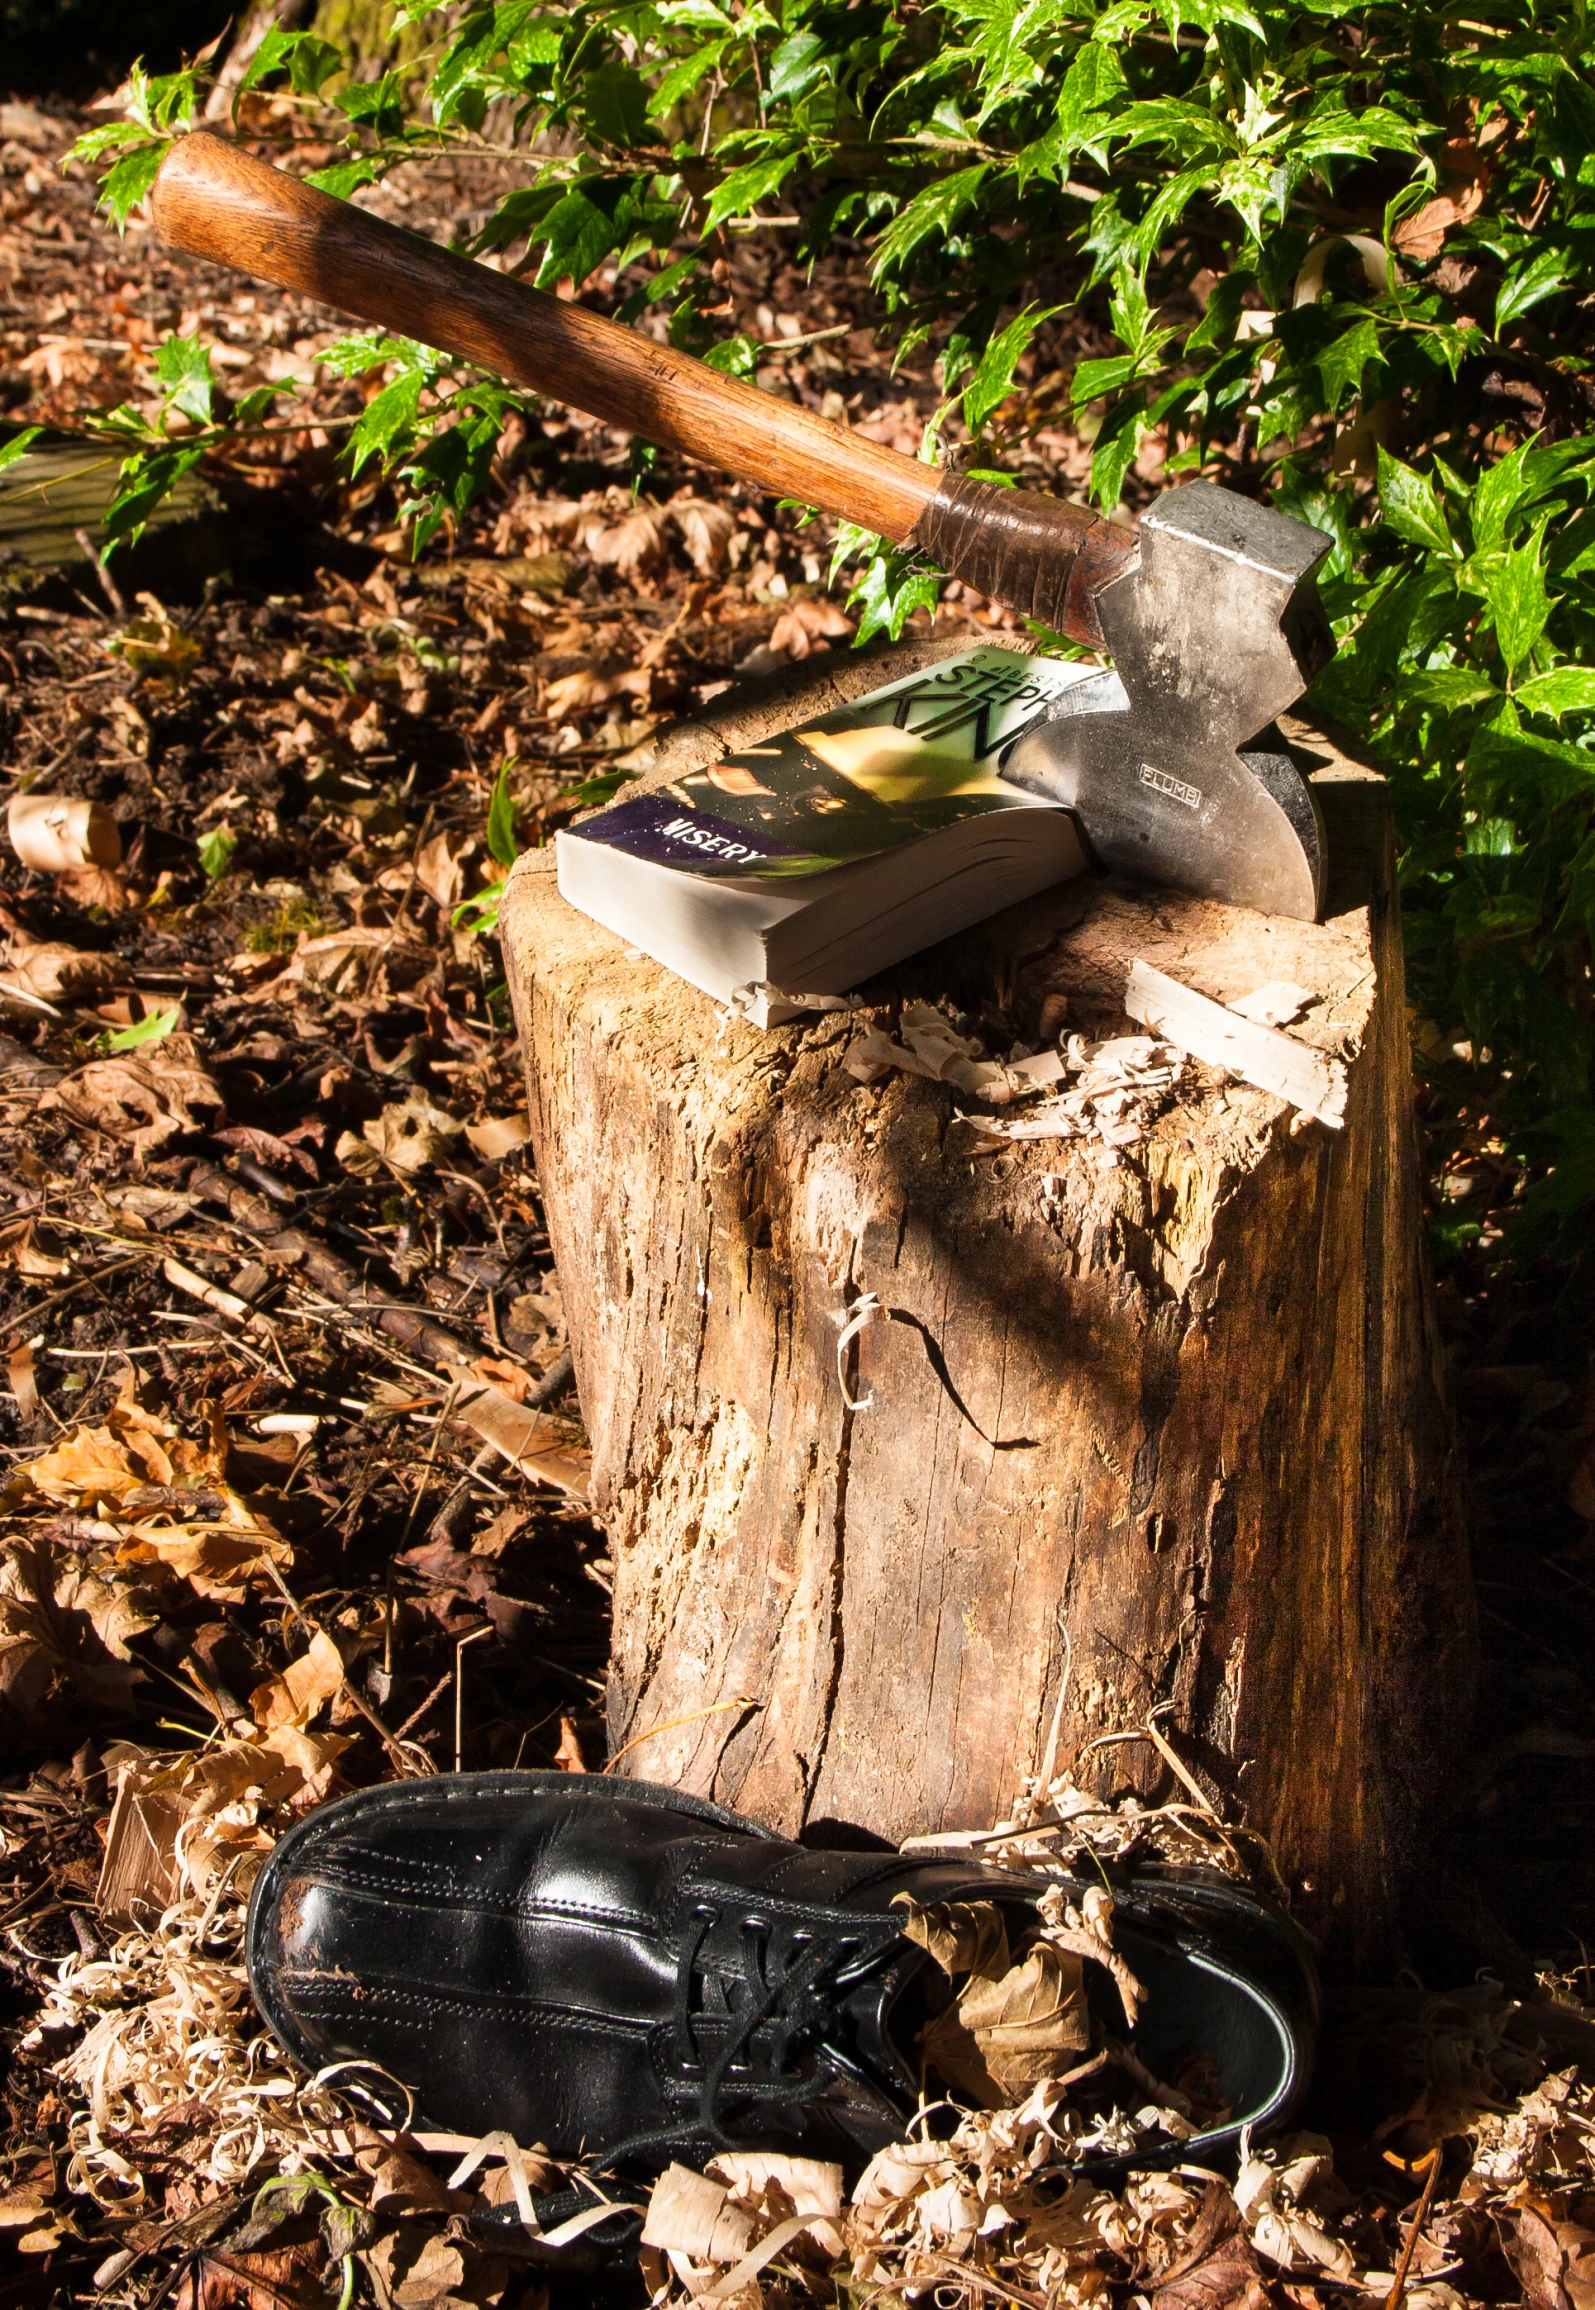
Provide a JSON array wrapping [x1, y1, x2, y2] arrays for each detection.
[[247, 1771, 1316, 2173]]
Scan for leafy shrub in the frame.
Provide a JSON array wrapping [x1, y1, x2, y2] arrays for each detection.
[[64, 1, 1595, 1265]]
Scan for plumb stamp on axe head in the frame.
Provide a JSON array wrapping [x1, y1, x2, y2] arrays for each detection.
[[150, 133, 1333, 924]]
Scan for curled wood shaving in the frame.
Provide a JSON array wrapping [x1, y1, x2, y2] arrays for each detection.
[[27, 1889, 348, 2204]]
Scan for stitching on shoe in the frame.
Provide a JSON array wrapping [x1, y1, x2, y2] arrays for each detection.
[[286, 1861, 660, 1932], [287, 1982, 651, 2037], [677, 1874, 910, 1938]]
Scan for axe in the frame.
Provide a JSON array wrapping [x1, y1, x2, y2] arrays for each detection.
[[150, 134, 1332, 921]]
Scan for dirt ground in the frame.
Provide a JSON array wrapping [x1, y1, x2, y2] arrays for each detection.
[[6, 94, 1595, 2310]]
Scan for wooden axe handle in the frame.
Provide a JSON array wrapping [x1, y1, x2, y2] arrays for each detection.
[[152, 134, 1134, 645]]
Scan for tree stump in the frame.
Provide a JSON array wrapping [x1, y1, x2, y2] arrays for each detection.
[[500, 639, 1475, 1963]]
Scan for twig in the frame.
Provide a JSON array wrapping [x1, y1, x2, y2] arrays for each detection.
[[1383, 2148, 1442, 2310], [393, 1671, 453, 1742], [257, 1555, 431, 1778], [455, 1624, 493, 1771], [605, 1695, 761, 1772], [1082, 1706, 1219, 1817], [383, 1375, 464, 1675], [73, 526, 127, 617]]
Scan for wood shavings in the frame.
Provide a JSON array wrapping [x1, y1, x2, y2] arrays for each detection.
[[835, 1290, 892, 1410], [642, 2162, 758, 2259], [1125, 958, 1347, 1129], [957, 1033, 1185, 1154], [24, 1886, 348, 2203], [844, 1000, 1186, 1153], [1234, 2133, 1356, 2278]]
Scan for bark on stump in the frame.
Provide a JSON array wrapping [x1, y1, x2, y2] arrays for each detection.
[[500, 639, 1475, 1962]]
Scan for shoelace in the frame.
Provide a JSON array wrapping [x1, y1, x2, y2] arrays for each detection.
[[595, 1893, 899, 2169]]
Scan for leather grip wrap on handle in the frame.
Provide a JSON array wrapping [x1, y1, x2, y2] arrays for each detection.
[[907, 476, 1136, 653], [151, 133, 936, 543]]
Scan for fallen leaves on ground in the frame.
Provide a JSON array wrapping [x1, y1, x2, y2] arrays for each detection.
[[2, 1384, 293, 1617], [42, 1039, 225, 1158]]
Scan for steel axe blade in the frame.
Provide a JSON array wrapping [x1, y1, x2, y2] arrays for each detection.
[[1001, 483, 1333, 921]]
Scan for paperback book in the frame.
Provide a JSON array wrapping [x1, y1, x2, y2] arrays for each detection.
[[555, 645, 1096, 1024]]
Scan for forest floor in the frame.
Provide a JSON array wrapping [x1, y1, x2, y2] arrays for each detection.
[[5, 94, 1595, 2310]]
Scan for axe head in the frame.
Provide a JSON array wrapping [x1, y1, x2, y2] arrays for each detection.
[[1002, 482, 1334, 921]]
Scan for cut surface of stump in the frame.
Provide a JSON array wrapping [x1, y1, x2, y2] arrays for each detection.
[[501, 639, 1474, 1962]]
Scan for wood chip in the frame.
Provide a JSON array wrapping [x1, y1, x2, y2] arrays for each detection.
[[95, 1756, 186, 1926], [445, 1367, 591, 1497], [6, 1341, 38, 1421], [1124, 959, 1347, 1129], [8, 791, 122, 873], [1227, 980, 1314, 1027]]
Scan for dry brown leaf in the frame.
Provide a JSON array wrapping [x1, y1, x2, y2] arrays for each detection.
[[958, 1942, 1091, 2068], [366, 2226, 495, 2310], [1, 1399, 176, 1510], [3, 1389, 294, 1601], [152, 1722, 353, 1840], [1391, 183, 1486, 259], [0, 2191, 56, 2231], [194, 2238, 328, 2310], [42, 1039, 224, 1158], [1502, 2205, 1595, 2310], [669, 496, 739, 576], [895, 1895, 1011, 1978], [920, 1940, 1090, 2103], [1391, 131, 1496, 259], [346, 699, 387, 754], [0, 938, 130, 1004], [249, 1630, 344, 1732], [768, 595, 854, 658], [581, 500, 669, 584], [542, 662, 651, 720], [468, 1354, 533, 1400], [0, 1538, 154, 1721], [352, 2131, 456, 2216], [57, 863, 130, 912], [109, 593, 202, 683], [364, 1091, 464, 1174], [447, 1369, 590, 1497], [115, 1520, 294, 1604], [1152, 2230, 1279, 2310], [415, 830, 473, 910], [0, 1218, 70, 1279]]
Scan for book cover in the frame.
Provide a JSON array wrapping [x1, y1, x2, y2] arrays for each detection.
[[566, 646, 1088, 884]]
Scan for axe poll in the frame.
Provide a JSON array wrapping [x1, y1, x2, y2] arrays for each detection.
[[149, 133, 1333, 921]]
